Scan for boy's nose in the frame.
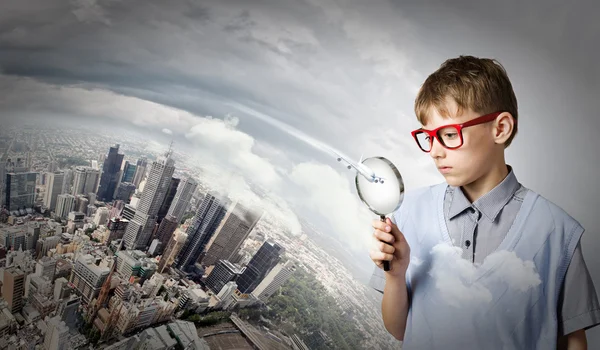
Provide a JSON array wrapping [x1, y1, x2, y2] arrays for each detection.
[[429, 138, 446, 158]]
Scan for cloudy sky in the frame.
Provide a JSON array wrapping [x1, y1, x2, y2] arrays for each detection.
[[1, 0, 599, 342]]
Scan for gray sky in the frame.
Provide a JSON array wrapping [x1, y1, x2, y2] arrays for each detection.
[[1, 0, 599, 343]]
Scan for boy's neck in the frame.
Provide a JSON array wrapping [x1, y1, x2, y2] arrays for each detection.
[[461, 162, 510, 203]]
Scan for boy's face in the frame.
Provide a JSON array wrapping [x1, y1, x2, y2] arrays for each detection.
[[422, 100, 497, 188]]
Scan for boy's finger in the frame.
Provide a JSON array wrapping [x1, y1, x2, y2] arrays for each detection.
[[386, 217, 407, 242], [371, 219, 390, 232], [373, 229, 395, 244], [379, 241, 395, 254]]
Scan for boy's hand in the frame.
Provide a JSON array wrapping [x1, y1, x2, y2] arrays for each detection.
[[370, 217, 411, 277]]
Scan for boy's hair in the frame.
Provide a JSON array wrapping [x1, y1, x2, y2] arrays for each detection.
[[414, 55, 518, 147]]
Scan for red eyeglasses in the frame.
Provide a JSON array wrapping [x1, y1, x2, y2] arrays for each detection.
[[411, 111, 502, 152]]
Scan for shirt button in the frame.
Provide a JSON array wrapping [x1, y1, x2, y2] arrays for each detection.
[[465, 240, 471, 247]]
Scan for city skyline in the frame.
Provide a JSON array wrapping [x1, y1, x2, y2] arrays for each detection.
[[0, 128, 397, 349]]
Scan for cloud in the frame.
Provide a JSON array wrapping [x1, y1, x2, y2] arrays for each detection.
[[162, 128, 173, 135], [427, 243, 541, 308], [71, 0, 111, 26], [184, 116, 282, 190], [289, 162, 375, 251], [192, 161, 302, 236], [0, 75, 200, 133]]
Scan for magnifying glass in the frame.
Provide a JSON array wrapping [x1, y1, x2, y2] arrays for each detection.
[[355, 156, 404, 271]]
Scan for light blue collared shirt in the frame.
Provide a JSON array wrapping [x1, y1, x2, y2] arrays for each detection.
[[370, 165, 600, 336]]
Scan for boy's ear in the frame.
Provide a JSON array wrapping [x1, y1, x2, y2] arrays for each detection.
[[492, 112, 515, 145]]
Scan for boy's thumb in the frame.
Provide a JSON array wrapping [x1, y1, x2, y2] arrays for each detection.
[[386, 217, 393, 226]]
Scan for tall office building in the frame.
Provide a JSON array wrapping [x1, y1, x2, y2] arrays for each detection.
[[107, 217, 129, 243], [251, 260, 296, 302], [55, 194, 76, 219], [173, 193, 228, 272], [205, 260, 244, 295], [154, 214, 178, 254], [236, 241, 284, 294], [78, 197, 89, 213], [132, 157, 148, 188], [4, 172, 37, 211], [61, 168, 73, 195], [36, 256, 57, 281], [72, 166, 100, 196], [158, 229, 188, 273], [94, 207, 110, 226], [202, 202, 263, 267], [157, 177, 180, 223], [3, 267, 25, 314], [115, 182, 136, 202], [69, 254, 110, 303], [96, 144, 124, 203], [121, 161, 137, 183], [0, 161, 5, 207], [167, 177, 197, 222], [44, 316, 69, 350], [122, 150, 175, 250], [44, 171, 64, 210]]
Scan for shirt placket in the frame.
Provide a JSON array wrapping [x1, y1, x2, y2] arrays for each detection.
[[461, 206, 481, 263]]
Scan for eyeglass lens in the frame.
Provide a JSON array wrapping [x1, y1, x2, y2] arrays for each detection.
[[415, 126, 462, 151]]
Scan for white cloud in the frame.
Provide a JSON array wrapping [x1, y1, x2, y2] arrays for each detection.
[[289, 162, 375, 251], [0, 75, 199, 133], [184, 117, 282, 190], [71, 0, 111, 25], [194, 163, 302, 236], [162, 128, 173, 135], [427, 243, 541, 308], [483, 250, 542, 292]]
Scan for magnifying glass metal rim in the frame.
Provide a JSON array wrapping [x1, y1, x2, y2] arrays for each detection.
[[354, 156, 404, 272], [355, 156, 404, 215]]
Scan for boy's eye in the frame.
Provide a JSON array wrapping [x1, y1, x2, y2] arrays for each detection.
[[444, 133, 457, 139]]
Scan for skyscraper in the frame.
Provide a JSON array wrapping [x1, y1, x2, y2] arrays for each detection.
[[115, 182, 136, 202], [251, 260, 296, 302], [205, 260, 244, 295], [44, 171, 65, 211], [3, 267, 25, 314], [72, 166, 100, 196], [44, 316, 69, 350], [166, 177, 197, 222], [154, 214, 178, 254], [202, 202, 263, 267], [173, 193, 229, 272], [96, 144, 124, 202], [236, 241, 284, 294], [61, 168, 73, 195], [69, 254, 110, 303], [132, 157, 148, 188], [121, 161, 137, 183], [157, 177, 180, 223], [5, 172, 37, 211], [0, 161, 5, 208], [158, 229, 187, 273], [122, 149, 175, 250], [56, 194, 76, 219]]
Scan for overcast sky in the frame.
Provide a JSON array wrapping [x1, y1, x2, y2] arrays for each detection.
[[1, 0, 599, 342]]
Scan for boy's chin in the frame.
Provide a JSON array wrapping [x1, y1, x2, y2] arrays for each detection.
[[443, 175, 466, 187]]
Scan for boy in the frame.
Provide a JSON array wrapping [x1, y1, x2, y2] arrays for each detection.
[[368, 56, 600, 349]]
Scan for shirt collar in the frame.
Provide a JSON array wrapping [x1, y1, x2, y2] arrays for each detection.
[[448, 165, 520, 222]]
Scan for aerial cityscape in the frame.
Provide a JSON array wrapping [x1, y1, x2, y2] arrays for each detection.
[[0, 122, 397, 349]]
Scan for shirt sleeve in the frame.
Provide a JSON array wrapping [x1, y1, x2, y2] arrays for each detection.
[[557, 240, 600, 336]]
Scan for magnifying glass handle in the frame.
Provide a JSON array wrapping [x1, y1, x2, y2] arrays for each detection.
[[380, 214, 391, 271]]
